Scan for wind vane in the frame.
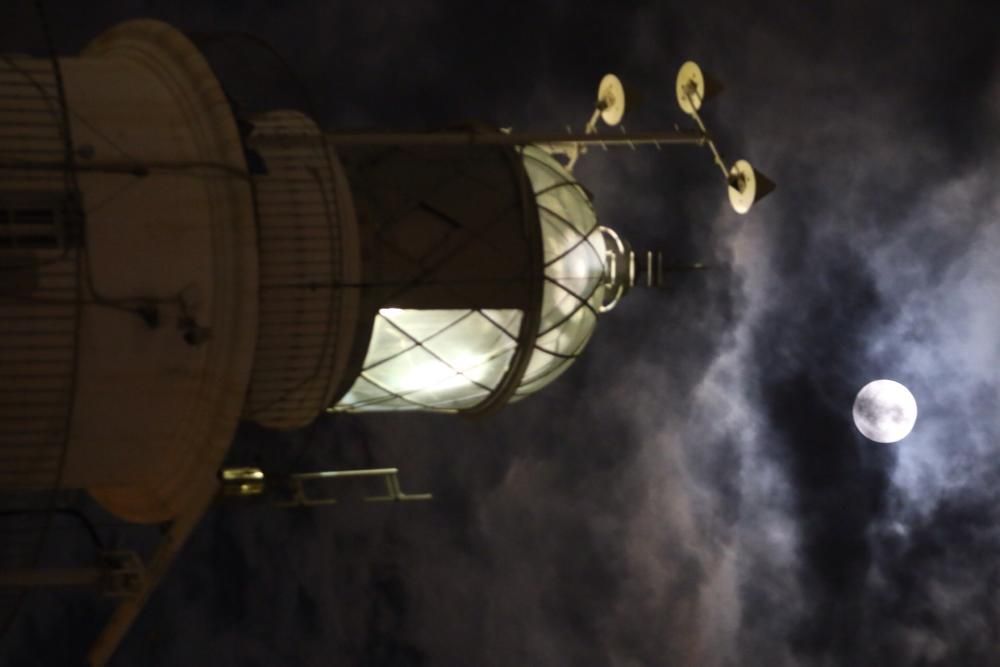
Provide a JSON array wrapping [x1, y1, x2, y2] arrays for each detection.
[[558, 61, 775, 211], [538, 61, 774, 301], [324, 61, 774, 216]]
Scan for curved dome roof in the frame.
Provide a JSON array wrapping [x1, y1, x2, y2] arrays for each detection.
[[514, 145, 608, 399]]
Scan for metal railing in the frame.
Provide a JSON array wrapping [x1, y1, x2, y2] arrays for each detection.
[[0, 46, 83, 638]]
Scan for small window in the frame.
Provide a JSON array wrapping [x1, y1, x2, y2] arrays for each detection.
[[0, 193, 81, 251]]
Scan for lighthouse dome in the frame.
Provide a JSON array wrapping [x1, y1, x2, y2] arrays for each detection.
[[512, 145, 607, 399]]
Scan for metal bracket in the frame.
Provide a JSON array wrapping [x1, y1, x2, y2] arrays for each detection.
[[275, 468, 433, 507]]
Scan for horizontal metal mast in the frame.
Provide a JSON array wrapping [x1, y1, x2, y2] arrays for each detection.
[[319, 128, 707, 148]]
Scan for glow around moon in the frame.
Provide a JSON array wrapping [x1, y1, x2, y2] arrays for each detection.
[[852, 379, 918, 443]]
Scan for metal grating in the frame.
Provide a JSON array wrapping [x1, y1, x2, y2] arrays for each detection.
[[243, 110, 343, 428], [0, 53, 82, 635]]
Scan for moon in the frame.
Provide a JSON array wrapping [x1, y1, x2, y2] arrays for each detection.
[[852, 379, 918, 443]]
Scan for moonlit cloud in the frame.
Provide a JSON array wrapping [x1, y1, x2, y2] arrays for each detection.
[[696, 32, 1000, 667]]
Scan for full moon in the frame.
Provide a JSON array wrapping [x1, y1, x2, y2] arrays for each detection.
[[852, 379, 918, 443]]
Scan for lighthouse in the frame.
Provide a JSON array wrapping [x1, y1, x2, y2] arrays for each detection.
[[0, 17, 770, 665]]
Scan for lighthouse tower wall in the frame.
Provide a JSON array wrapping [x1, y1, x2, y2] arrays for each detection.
[[0, 20, 259, 523]]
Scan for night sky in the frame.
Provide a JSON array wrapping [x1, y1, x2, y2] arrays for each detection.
[[3, 1, 1000, 665]]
